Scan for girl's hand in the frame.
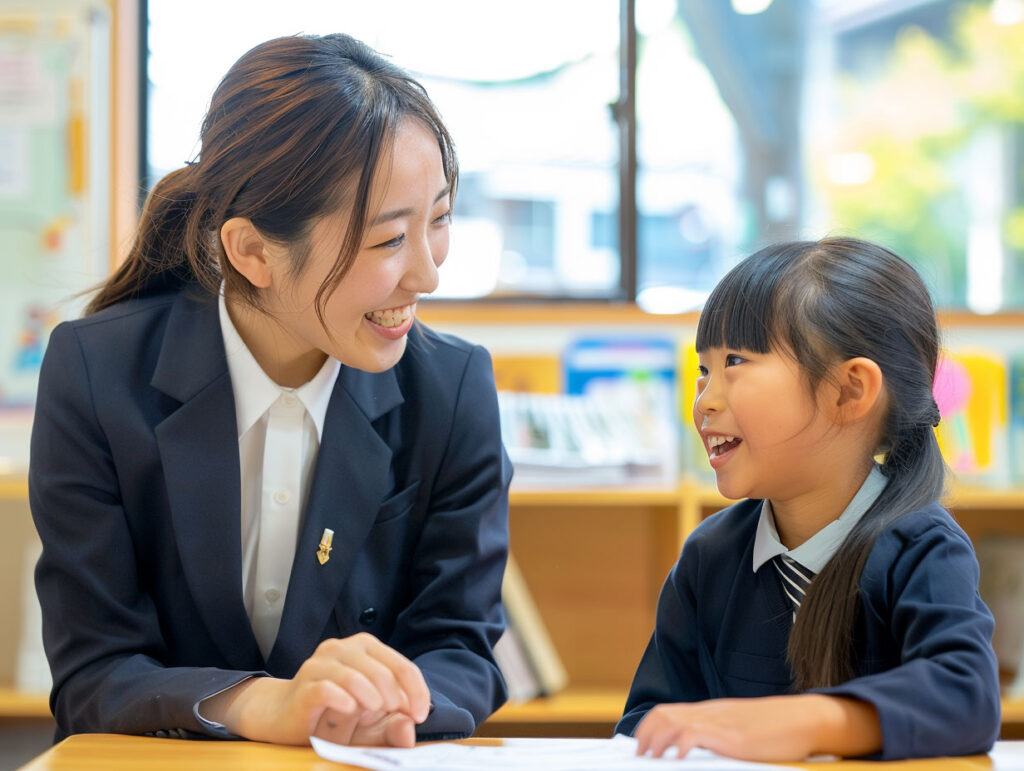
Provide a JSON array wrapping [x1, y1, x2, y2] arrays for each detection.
[[202, 632, 431, 746], [633, 694, 881, 761]]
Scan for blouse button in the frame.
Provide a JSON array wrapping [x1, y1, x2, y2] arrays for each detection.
[[359, 607, 377, 626], [273, 489, 290, 505]]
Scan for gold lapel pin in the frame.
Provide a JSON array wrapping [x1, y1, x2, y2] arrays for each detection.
[[316, 528, 334, 565]]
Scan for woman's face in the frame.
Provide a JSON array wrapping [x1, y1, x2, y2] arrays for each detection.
[[262, 119, 451, 378]]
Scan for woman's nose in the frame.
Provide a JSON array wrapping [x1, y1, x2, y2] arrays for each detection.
[[402, 235, 441, 294]]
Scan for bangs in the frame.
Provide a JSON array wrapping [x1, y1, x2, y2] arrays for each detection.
[[695, 242, 809, 354]]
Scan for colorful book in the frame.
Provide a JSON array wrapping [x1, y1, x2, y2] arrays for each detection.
[[933, 350, 1009, 486]]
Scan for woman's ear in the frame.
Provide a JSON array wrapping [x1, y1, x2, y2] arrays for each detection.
[[833, 356, 885, 423], [221, 217, 274, 288]]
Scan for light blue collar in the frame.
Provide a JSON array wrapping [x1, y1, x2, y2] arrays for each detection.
[[751, 465, 888, 574]]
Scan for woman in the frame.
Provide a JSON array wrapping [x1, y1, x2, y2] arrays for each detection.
[[29, 33, 510, 747]]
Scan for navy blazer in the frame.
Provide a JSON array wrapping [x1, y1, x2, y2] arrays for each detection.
[[29, 287, 511, 741], [617, 499, 1000, 760]]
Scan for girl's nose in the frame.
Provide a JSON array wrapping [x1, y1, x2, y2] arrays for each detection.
[[694, 377, 723, 415]]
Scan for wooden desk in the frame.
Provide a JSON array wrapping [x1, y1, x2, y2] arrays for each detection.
[[18, 734, 997, 771]]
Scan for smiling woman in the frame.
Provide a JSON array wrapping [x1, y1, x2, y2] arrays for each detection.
[[29, 33, 511, 749]]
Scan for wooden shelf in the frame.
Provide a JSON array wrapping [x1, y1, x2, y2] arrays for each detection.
[[509, 486, 680, 507], [418, 300, 1024, 328], [509, 481, 1024, 513], [945, 487, 1024, 509], [3, 684, 1024, 740], [481, 690, 1024, 739], [0, 475, 28, 500], [488, 688, 625, 724], [2, 470, 1021, 510], [0, 688, 50, 719]]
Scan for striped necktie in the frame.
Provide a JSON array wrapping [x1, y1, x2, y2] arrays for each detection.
[[773, 554, 816, 619]]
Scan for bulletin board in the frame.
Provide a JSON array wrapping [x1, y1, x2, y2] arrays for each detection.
[[0, 0, 111, 472]]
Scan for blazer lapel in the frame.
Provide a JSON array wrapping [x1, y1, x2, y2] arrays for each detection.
[[267, 365, 404, 675], [151, 292, 263, 669]]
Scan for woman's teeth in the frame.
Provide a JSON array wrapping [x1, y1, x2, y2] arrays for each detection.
[[365, 306, 410, 328]]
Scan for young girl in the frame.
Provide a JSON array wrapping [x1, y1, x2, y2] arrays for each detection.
[[29, 34, 510, 747], [617, 238, 1000, 760]]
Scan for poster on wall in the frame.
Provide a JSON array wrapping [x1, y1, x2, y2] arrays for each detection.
[[0, 2, 111, 474]]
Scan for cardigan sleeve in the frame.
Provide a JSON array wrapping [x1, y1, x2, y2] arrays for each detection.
[[812, 513, 1000, 759], [616, 545, 712, 736]]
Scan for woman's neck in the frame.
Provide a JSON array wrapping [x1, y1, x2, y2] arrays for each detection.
[[225, 298, 327, 388]]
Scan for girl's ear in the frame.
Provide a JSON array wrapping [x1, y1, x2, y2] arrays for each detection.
[[221, 217, 275, 288], [833, 356, 884, 423]]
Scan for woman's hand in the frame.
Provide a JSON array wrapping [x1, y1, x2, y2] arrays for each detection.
[[201, 632, 431, 746], [633, 694, 881, 761]]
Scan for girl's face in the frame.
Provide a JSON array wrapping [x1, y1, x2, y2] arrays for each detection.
[[263, 119, 451, 377], [693, 346, 841, 503]]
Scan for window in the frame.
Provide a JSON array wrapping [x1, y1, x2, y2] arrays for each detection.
[[145, 0, 1024, 310], [145, 0, 622, 300]]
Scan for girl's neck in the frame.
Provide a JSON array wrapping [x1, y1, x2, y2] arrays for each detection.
[[770, 460, 874, 549]]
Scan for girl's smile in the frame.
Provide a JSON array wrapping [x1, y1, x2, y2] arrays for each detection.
[[704, 432, 743, 469]]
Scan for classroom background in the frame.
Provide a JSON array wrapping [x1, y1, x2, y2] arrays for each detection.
[[2, 0, 1024, 767]]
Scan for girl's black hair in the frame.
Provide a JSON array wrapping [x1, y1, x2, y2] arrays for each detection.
[[695, 236, 944, 690]]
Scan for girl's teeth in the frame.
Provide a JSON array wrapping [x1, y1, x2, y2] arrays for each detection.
[[708, 436, 737, 455]]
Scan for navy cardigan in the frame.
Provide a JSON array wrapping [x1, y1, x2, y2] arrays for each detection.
[[617, 498, 1000, 759]]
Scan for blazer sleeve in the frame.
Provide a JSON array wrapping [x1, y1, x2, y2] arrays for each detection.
[[811, 516, 1001, 760], [30, 323, 258, 739], [616, 545, 711, 736], [387, 344, 512, 740]]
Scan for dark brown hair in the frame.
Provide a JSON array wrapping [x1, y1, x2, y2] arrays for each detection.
[[87, 33, 457, 319], [695, 237, 945, 690]]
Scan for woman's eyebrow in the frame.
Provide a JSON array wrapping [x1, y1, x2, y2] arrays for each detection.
[[371, 184, 451, 226]]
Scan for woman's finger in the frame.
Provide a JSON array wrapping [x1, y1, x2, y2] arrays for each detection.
[[363, 642, 431, 721]]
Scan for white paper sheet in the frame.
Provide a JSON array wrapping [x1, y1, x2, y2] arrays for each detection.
[[991, 741, 1024, 771], [310, 735, 802, 770]]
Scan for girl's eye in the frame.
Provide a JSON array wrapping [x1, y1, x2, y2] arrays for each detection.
[[725, 353, 746, 367], [373, 233, 405, 249], [433, 210, 452, 226]]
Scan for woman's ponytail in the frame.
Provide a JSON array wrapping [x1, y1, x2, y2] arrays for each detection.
[[86, 164, 215, 314]]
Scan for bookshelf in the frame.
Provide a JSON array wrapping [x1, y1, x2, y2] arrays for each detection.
[[2, 479, 1022, 738], [4, 293, 1024, 739]]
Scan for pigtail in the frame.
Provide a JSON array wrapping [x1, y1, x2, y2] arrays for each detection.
[[786, 242, 945, 691], [788, 415, 945, 690], [86, 164, 219, 314]]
